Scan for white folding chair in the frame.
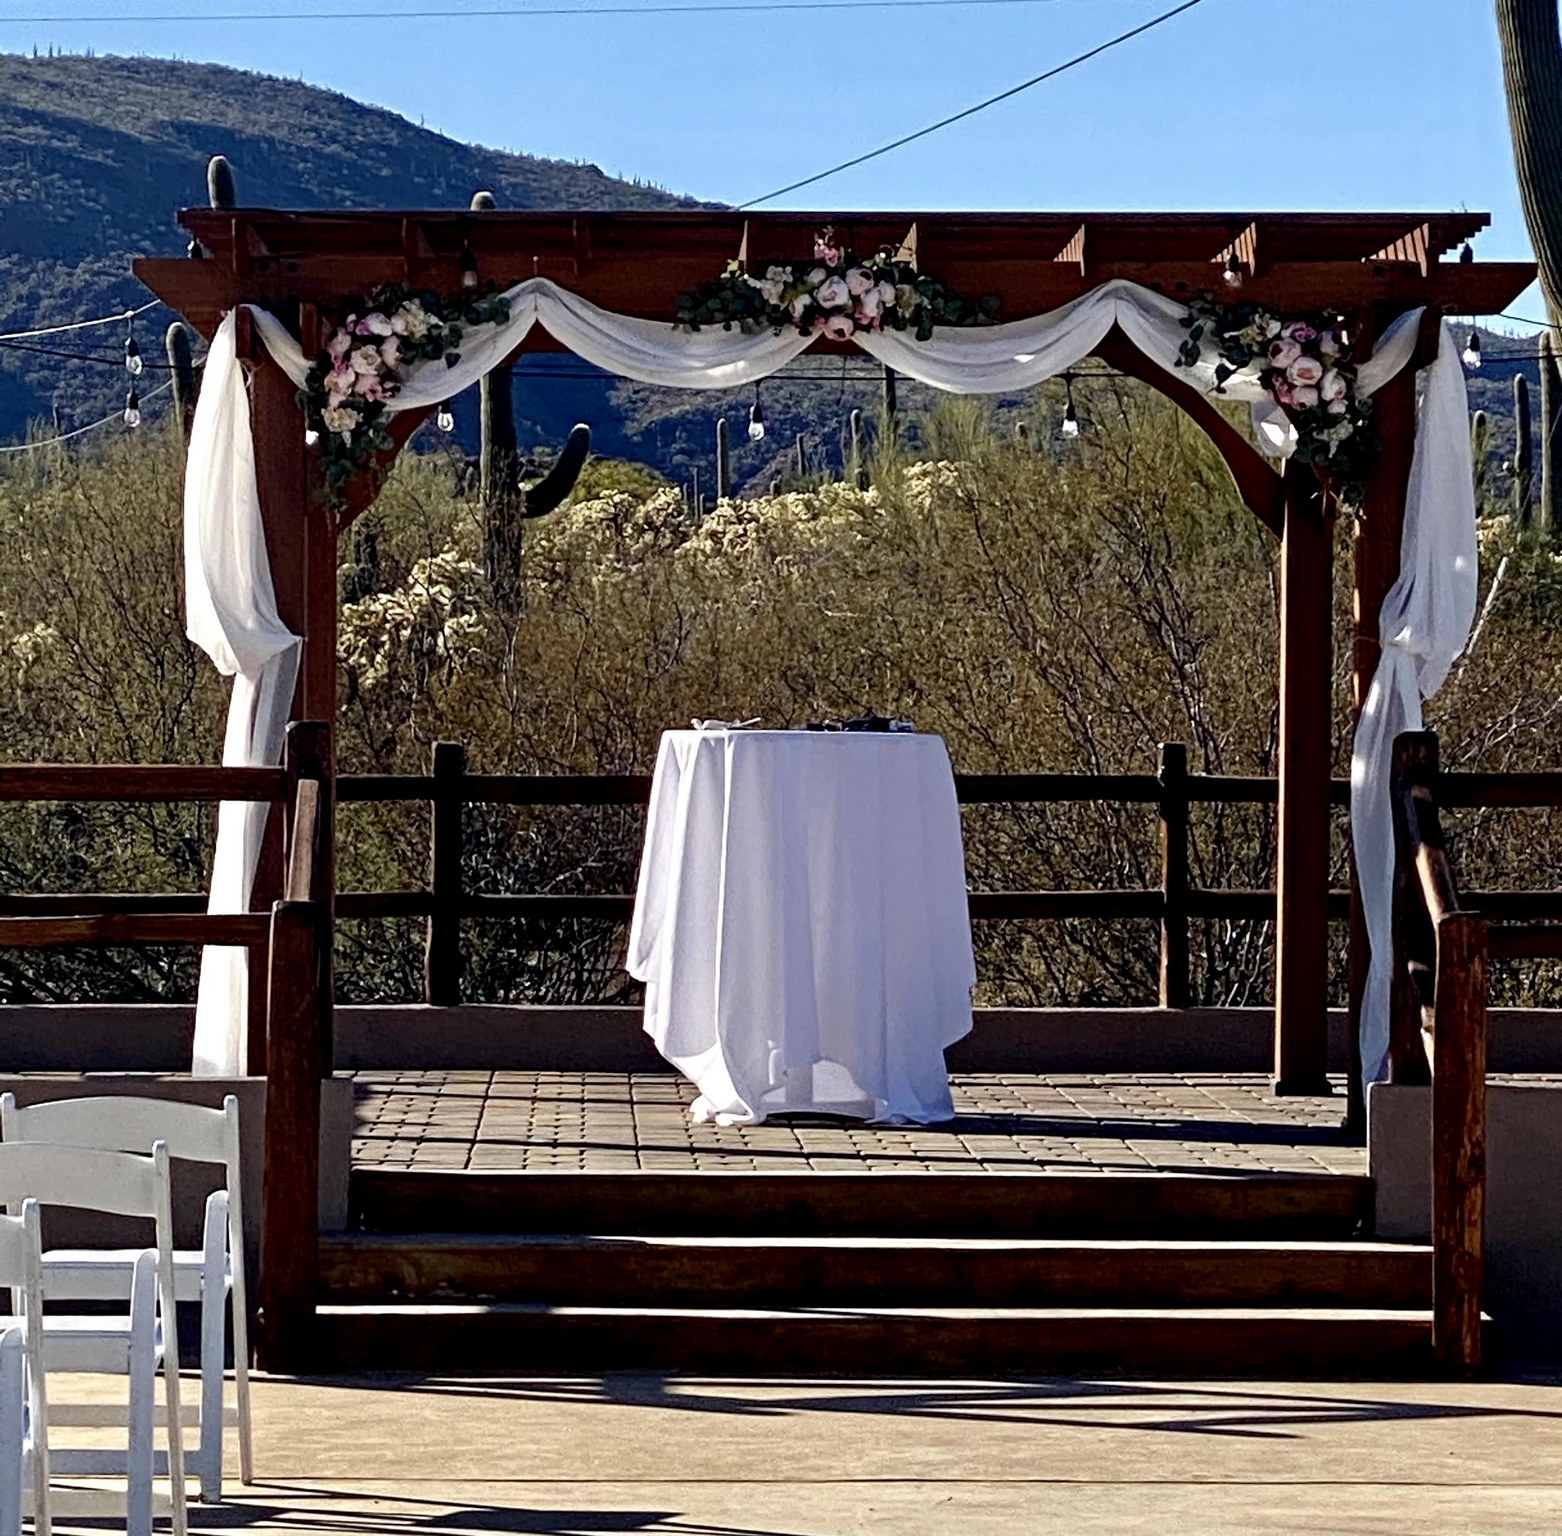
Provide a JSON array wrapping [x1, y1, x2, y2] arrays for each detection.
[[0, 1096, 250, 1504], [0, 1143, 186, 1536], [0, 1200, 50, 1536]]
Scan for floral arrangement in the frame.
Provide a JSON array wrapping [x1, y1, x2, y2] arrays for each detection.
[[675, 227, 998, 341], [301, 284, 511, 485], [1177, 298, 1375, 496]]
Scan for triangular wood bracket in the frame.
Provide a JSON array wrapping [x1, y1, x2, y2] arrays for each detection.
[[735, 220, 750, 273], [1054, 224, 1087, 276], [893, 222, 918, 270], [1214, 221, 1261, 279], [1368, 222, 1430, 278]]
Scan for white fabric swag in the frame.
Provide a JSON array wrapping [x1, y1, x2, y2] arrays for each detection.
[[186, 276, 1471, 1080]]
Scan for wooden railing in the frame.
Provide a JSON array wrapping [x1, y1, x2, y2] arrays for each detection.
[[1388, 730, 1562, 1376], [334, 739, 1562, 1009], [0, 722, 334, 1371]]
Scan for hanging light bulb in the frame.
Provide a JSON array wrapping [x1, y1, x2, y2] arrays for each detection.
[[436, 400, 455, 433], [1222, 252, 1244, 291], [459, 242, 479, 291], [1060, 376, 1080, 439], [1463, 330, 1482, 369], [122, 386, 140, 429], [123, 327, 143, 377], [748, 389, 766, 442], [304, 428, 320, 448]]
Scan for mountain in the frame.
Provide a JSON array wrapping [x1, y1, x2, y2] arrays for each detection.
[[0, 52, 702, 438]]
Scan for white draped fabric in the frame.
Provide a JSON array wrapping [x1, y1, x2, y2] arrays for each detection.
[[1349, 320, 1479, 1087], [628, 729, 975, 1124], [188, 314, 302, 1075], [184, 275, 1466, 1080]]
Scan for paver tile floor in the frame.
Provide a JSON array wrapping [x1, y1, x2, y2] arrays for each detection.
[[350, 1071, 1369, 1176]]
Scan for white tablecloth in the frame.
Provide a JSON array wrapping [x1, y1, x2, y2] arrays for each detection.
[[627, 728, 976, 1125]]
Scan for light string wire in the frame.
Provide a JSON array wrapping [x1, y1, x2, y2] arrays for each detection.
[[0, 299, 159, 343], [6, 0, 1104, 18], [0, 377, 174, 454], [740, 0, 1207, 207]]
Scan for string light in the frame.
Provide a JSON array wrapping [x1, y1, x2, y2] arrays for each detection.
[[123, 317, 143, 376], [436, 400, 456, 433], [1222, 252, 1244, 292], [1060, 374, 1080, 438], [459, 243, 479, 291], [1463, 330, 1482, 369], [748, 385, 766, 441], [122, 386, 140, 429], [304, 428, 320, 447]]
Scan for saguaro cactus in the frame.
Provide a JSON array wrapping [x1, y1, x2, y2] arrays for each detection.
[[882, 364, 898, 419], [795, 433, 808, 479], [715, 417, 730, 500], [524, 424, 591, 517], [166, 322, 197, 439], [1471, 408, 1490, 509], [1496, 1, 1562, 329], [206, 155, 236, 210], [1542, 333, 1562, 532], [849, 408, 867, 489], [1515, 373, 1534, 524]]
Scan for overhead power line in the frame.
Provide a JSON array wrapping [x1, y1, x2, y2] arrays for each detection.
[[6, 0, 1087, 19], [0, 300, 158, 343], [740, 0, 1208, 207]]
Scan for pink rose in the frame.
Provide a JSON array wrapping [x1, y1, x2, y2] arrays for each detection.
[[1268, 337, 1302, 370], [814, 235, 841, 268], [379, 336, 402, 368], [1286, 355, 1324, 387], [325, 364, 355, 403], [1282, 321, 1318, 342], [809, 315, 828, 334], [856, 286, 885, 321], [353, 373, 384, 400], [1318, 367, 1348, 402], [1290, 385, 1320, 409], [815, 275, 851, 309], [1270, 378, 1295, 407], [326, 331, 352, 361], [822, 313, 855, 341], [1318, 329, 1344, 358], [845, 266, 875, 297], [360, 311, 394, 337]]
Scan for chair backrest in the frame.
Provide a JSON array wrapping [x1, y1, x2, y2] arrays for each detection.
[[0, 1140, 170, 1225], [0, 1094, 236, 1172]]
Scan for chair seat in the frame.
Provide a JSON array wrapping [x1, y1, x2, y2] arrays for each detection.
[[41, 1248, 231, 1303]]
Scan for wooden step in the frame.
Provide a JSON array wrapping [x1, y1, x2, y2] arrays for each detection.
[[319, 1233, 1431, 1309], [313, 1302, 1437, 1377], [350, 1170, 1374, 1239]]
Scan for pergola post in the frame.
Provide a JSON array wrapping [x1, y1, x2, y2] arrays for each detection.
[[1273, 467, 1335, 1096], [246, 340, 310, 1067]]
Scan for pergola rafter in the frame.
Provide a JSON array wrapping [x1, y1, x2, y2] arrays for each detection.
[[134, 207, 1534, 1111]]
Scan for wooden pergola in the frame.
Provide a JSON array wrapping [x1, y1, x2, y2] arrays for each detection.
[[135, 208, 1534, 1110]]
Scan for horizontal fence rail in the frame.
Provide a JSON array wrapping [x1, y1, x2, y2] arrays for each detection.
[[7, 749, 1562, 1011]]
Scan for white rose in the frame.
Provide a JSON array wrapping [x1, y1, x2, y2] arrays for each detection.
[[1286, 355, 1324, 387], [815, 276, 851, 309], [875, 280, 897, 308], [857, 286, 884, 320], [361, 311, 394, 337], [1318, 367, 1348, 402], [350, 345, 383, 375], [322, 404, 357, 439], [806, 267, 828, 287], [789, 294, 812, 323], [845, 266, 875, 297], [1291, 385, 1320, 409], [1327, 399, 1349, 416]]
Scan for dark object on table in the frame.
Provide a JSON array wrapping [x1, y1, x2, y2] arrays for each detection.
[[801, 713, 915, 733]]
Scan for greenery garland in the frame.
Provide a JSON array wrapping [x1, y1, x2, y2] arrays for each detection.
[[675, 227, 998, 342], [301, 284, 511, 486], [1175, 297, 1377, 499]]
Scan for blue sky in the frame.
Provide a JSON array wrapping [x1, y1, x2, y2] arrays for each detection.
[[0, 0, 1542, 315]]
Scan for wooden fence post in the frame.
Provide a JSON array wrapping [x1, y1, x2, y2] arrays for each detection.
[[1389, 732, 1437, 1084], [1432, 910, 1487, 1375], [425, 741, 466, 1006], [259, 898, 324, 1371], [285, 721, 335, 1074], [1158, 742, 1190, 1008]]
